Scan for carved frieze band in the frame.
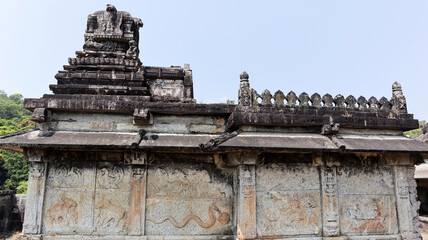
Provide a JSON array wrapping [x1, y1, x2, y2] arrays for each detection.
[[237, 165, 256, 239], [321, 166, 340, 237], [23, 162, 48, 234]]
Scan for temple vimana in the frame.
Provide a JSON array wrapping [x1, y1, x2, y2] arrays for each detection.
[[1, 4, 428, 240]]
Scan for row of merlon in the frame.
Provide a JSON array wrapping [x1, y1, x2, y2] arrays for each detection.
[[249, 89, 400, 110]]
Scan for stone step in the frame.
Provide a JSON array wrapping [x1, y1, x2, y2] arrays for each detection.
[[50, 84, 150, 95]]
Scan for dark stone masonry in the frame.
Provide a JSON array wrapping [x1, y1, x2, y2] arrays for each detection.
[[1, 4, 428, 240]]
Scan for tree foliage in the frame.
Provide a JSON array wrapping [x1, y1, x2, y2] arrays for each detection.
[[404, 120, 426, 137], [0, 91, 34, 193]]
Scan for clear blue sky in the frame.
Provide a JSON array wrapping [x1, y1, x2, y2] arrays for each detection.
[[1, 1, 428, 122]]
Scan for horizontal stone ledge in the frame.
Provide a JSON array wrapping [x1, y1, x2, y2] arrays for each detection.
[[55, 70, 144, 81], [227, 112, 419, 131], [234, 105, 414, 119], [1, 131, 427, 155], [30, 234, 236, 240], [50, 84, 150, 96], [57, 79, 146, 87], [63, 64, 140, 72], [24, 98, 235, 114], [15, 234, 406, 240]]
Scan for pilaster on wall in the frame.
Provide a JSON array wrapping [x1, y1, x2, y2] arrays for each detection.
[[125, 151, 148, 235], [22, 149, 47, 234], [229, 152, 257, 239], [320, 166, 340, 236], [393, 166, 421, 240], [128, 166, 147, 235], [317, 153, 340, 237], [384, 153, 421, 239]]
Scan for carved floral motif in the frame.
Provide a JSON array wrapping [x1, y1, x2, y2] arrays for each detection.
[[97, 163, 124, 189], [51, 163, 82, 188], [149, 168, 225, 199]]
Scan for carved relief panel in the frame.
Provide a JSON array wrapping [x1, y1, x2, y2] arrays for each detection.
[[145, 163, 233, 235], [337, 158, 398, 235], [42, 162, 96, 234], [94, 162, 131, 235], [256, 163, 322, 237]]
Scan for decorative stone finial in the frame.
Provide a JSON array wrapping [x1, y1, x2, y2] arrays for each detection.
[[392, 81, 402, 93], [391, 81, 407, 114], [83, 4, 143, 58], [240, 71, 249, 81], [238, 71, 251, 106]]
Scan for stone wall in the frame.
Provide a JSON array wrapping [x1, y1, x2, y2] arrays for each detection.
[[417, 179, 428, 215], [18, 150, 421, 239], [0, 191, 25, 234], [0, 191, 13, 233]]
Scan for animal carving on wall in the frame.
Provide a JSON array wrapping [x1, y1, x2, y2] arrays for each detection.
[[148, 203, 230, 228], [263, 192, 319, 232], [47, 197, 78, 227], [96, 197, 127, 231]]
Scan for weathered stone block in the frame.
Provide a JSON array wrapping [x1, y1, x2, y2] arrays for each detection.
[[256, 163, 322, 237], [145, 163, 233, 236], [42, 162, 96, 234]]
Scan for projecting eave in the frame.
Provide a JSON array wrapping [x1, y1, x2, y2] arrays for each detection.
[[332, 134, 428, 153], [1, 130, 428, 154], [0, 130, 138, 152]]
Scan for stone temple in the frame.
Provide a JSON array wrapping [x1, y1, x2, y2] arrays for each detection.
[[1, 5, 428, 240]]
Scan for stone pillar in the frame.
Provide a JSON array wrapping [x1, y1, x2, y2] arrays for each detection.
[[230, 152, 257, 239], [22, 149, 47, 234]]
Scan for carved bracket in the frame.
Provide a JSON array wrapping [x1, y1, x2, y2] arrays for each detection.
[[226, 152, 258, 166], [23, 149, 45, 162], [133, 108, 153, 125], [124, 151, 147, 165], [30, 108, 52, 123]]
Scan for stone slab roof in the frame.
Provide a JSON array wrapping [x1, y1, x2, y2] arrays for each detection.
[[1, 130, 427, 154], [332, 135, 428, 152]]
